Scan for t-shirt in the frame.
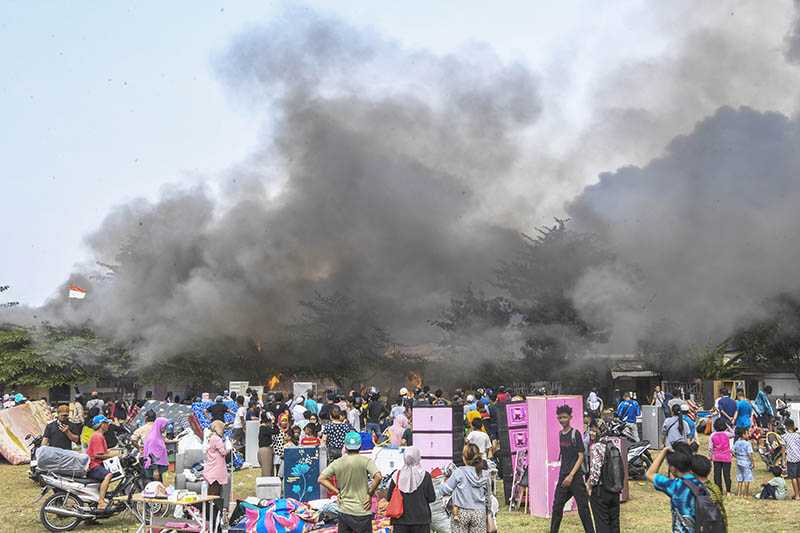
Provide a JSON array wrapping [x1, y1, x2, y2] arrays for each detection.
[[366, 401, 385, 424], [558, 428, 583, 480], [43, 420, 82, 450], [709, 431, 732, 463], [466, 430, 492, 458], [733, 439, 753, 467], [322, 422, 354, 452], [320, 454, 379, 516], [716, 396, 736, 421], [782, 431, 800, 463], [233, 406, 246, 429], [653, 473, 699, 533], [663, 416, 692, 447], [616, 400, 640, 423], [207, 403, 228, 422], [347, 408, 361, 432], [87, 431, 108, 471], [735, 400, 752, 429], [132, 421, 154, 447], [767, 477, 788, 500]]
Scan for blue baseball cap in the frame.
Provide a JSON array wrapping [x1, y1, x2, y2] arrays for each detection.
[[344, 431, 362, 451], [92, 415, 111, 428]]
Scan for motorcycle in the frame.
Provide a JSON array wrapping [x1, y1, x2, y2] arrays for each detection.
[[37, 442, 167, 532], [601, 419, 653, 480], [26, 433, 44, 485]]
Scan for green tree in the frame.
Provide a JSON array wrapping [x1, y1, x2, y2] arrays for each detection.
[[0, 325, 89, 387]]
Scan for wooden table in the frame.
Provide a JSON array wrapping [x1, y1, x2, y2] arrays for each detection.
[[113, 493, 220, 532]]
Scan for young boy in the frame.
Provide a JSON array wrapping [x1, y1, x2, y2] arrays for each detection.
[[550, 404, 594, 533], [733, 428, 754, 497], [754, 466, 788, 500], [646, 443, 702, 532], [781, 419, 800, 500], [300, 423, 321, 446], [465, 417, 493, 459], [690, 454, 727, 531]]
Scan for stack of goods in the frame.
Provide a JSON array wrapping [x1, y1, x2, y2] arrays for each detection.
[[0, 400, 52, 464], [132, 400, 202, 436], [190, 400, 244, 469]]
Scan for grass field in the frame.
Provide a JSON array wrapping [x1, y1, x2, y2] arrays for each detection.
[[3, 435, 800, 532]]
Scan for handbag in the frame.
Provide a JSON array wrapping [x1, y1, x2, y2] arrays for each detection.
[[385, 472, 404, 519]]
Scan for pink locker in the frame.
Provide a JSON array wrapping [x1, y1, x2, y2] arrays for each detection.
[[414, 432, 454, 458], [527, 395, 584, 518], [413, 408, 453, 431], [506, 403, 528, 427]]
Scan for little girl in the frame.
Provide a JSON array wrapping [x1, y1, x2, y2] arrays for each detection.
[[709, 418, 734, 495], [300, 423, 321, 446], [733, 427, 754, 497]]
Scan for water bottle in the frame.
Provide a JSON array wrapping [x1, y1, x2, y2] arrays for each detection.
[[201, 480, 208, 498]]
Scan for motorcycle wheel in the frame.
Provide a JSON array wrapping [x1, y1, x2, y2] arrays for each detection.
[[40, 492, 83, 532]]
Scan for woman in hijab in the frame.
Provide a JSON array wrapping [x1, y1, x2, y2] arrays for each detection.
[[388, 414, 411, 447], [385, 446, 436, 533], [204, 420, 229, 527], [142, 417, 170, 481]]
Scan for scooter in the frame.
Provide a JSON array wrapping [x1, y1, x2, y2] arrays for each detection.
[[26, 433, 44, 485], [37, 443, 167, 532], [601, 419, 653, 480]]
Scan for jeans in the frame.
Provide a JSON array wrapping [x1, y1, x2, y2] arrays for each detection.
[[550, 477, 594, 533], [366, 422, 382, 440], [713, 461, 732, 494], [590, 486, 620, 533]]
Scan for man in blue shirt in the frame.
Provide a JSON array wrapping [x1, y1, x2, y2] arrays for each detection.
[[615, 392, 642, 442], [715, 388, 737, 429], [753, 385, 774, 428], [735, 389, 753, 430], [646, 443, 702, 532]]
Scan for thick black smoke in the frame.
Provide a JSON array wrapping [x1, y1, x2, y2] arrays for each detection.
[[569, 106, 800, 350], [35, 10, 541, 361]]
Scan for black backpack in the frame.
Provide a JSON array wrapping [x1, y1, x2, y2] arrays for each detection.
[[600, 440, 625, 493], [682, 479, 725, 533]]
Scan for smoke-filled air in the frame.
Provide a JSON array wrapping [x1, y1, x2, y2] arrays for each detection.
[[8, 3, 800, 374]]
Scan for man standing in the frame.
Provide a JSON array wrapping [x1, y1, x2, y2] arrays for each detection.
[[85, 391, 104, 416], [754, 385, 774, 429], [319, 432, 382, 533], [615, 392, 641, 442], [86, 415, 120, 511], [42, 404, 82, 450], [232, 395, 246, 450], [587, 434, 623, 533], [131, 409, 157, 450], [715, 388, 737, 429], [550, 404, 594, 533]]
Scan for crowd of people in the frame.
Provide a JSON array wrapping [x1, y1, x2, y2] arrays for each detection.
[[8, 381, 800, 532]]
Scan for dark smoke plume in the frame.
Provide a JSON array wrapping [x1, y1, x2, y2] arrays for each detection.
[[569, 106, 800, 351], [32, 10, 541, 362]]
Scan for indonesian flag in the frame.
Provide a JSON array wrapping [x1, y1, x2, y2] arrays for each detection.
[[68, 285, 86, 299]]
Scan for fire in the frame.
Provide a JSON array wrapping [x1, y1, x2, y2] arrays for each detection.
[[407, 371, 423, 390], [267, 374, 281, 390]]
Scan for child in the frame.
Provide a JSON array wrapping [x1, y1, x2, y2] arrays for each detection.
[[782, 419, 800, 500], [300, 423, 321, 446], [733, 427, 754, 497], [754, 466, 788, 500], [709, 417, 734, 495], [691, 454, 727, 531]]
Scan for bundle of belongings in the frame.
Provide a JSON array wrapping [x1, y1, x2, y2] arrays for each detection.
[[35, 446, 89, 476], [191, 400, 245, 469], [228, 497, 393, 533], [0, 400, 52, 464], [133, 400, 203, 436]]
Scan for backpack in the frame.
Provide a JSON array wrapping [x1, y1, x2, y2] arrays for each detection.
[[600, 440, 625, 493], [682, 479, 726, 533]]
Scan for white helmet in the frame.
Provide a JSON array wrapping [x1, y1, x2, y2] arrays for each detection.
[[399, 387, 409, 397], [466, 394, 475, 403]]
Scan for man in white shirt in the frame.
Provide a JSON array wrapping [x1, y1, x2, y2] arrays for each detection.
[[232, 396, 246, 451], [465, 418, 493, 459]]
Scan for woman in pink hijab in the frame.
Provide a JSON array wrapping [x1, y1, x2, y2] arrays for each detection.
[[142, 417, 170, 481], [388, 414, 410, 446], [385, 446, 436, 532]]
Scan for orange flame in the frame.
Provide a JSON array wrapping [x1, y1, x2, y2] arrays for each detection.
[[267, 374, 281, 390]]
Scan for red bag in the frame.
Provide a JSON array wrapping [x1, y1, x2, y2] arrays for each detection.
[[385, 472, 404, 519]]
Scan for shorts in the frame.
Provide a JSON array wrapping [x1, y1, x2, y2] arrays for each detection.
[[337, 512, 373, 533], [736, 464, 753, 482], [787, 462, 800, 479], [88, 466, 110, 480]]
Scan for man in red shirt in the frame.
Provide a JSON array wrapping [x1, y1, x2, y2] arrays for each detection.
[[87, 415, 120, 511]]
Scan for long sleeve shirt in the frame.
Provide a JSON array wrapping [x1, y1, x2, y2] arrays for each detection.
[[587, 441, 606, 487], [615, 400, 641, 423]]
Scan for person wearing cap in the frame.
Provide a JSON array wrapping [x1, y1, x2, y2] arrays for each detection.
[[86, 415, 120, 511], [319, 431, 382, 533], [462, 394, 477, 416], [42, 404, 82, 450], [205, 395, 233, 423], [14, 392, 27, 405]]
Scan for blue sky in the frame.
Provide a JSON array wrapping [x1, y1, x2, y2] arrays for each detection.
[[2, 1, 774, 306]]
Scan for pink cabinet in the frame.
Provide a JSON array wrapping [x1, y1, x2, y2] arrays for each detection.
[[414, 432, 454, 458], [412, 407, 453, 431], [508, 428, 528, 452], [527, 395, 584, 518], [420, 458, 451, 472], [506, 403, 528, 427]]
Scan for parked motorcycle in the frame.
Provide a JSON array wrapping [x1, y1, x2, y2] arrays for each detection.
[[26, 433, 44, 485], [601, 419, 653, 480], [37, 442, 166, 532]]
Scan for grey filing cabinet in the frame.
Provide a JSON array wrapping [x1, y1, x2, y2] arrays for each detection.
[[640, 405, 665, 449]]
